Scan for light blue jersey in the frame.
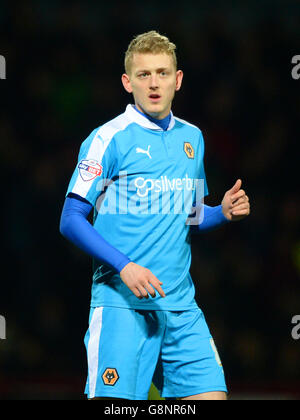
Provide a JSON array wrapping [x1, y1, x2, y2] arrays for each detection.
[[66, 104, 208, 310]]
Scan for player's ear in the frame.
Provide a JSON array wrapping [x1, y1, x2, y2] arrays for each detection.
[[121, 73, 133, 93], [175, 70, 183, 91]]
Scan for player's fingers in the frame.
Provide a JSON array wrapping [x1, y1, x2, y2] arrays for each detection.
[[231, 189, 246, 203], [156, 285, 166, 298], [232, 195, 249, 207], [144, 282, 156, 298], [133, 287, 143, 299], [150, 278, 166, 298], [232, 203, 250, 215], [232, 202, 250, 210], [137, 286, 150, 299], [229, 179, 242, 194]]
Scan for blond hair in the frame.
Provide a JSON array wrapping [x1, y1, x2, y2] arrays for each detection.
[[124, 30, 177, 75]]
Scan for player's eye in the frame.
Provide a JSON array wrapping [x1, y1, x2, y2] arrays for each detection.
[[138, 72, 149, 78]]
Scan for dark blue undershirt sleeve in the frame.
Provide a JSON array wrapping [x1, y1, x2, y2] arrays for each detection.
[[59, 195, 131, 273], [191, 204, 230, 233]]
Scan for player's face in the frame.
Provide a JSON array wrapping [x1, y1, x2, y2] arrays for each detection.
[[122, 53, 183, 120]]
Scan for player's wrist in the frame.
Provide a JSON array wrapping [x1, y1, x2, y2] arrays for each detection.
[[117, 258, 132, 275], [219, 204, 231, 222]]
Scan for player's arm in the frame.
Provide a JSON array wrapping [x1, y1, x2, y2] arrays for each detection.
[[59, 194, 165, 299], [193, 204, 229, 233], [192, 179, 250, 233], [60, 193, 130, 272]]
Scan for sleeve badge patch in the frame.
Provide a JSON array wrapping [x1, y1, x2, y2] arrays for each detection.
[[78, 159, 103, 182]]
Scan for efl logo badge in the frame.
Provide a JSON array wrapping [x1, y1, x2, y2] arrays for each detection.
[[102, 368, 119, 386], [78, 159, 102, 182], [184, 142, 194, 159]]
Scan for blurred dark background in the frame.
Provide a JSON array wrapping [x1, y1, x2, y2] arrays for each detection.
[[0, 0, 299, 399]]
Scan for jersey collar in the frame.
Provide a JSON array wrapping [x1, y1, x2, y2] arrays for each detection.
[[125, 104, 175, 131]]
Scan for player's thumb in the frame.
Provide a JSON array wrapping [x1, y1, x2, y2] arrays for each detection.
[[229, 179, 242, 194]]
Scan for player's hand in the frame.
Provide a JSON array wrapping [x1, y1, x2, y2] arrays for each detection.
[[120, 262, 166, 300], [221, 179, 250, 221]]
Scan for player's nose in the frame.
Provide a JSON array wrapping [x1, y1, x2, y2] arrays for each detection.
[[149, 74, 159, 89]]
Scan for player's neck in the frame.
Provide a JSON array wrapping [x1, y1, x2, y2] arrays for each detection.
[[133, 105, 171, 131]]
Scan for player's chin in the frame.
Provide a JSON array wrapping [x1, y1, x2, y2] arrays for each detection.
[[144, 105, 164, 117], [147, 101, 163, 110], [150, 102, 170, 115]]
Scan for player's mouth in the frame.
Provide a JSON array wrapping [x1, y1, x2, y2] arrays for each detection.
[[149, 94, 161, 103]]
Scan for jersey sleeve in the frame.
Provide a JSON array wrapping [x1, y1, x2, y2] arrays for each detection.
[[66, 128, 119, 207]]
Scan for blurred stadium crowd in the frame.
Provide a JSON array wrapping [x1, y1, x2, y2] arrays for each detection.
[[0, 0, 299, 399]]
